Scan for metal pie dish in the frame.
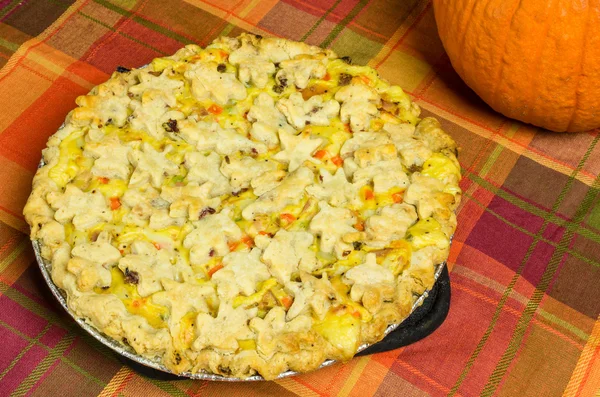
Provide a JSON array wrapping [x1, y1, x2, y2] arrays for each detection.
[[33, 184, 447, 381]]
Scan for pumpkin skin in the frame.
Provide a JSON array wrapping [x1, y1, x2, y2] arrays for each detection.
[[433, 0, 600, 132]]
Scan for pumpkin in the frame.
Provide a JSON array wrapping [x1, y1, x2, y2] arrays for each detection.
[[432, 0, 600, 132]]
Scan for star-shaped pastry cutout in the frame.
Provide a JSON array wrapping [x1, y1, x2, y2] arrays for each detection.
[[260, 229, 318, 283], [152, 279, 215, 327], [129, 70, 183, 105], [128, 143, 179, 188], [309, 201, 357, 257], [249, 306, 312, 359], [161, 182, 221, 221], [47, 185, 112, 230], [192, 303, 254, 353], [273, 129, 323, 172], [305, 168, 358, 207], [212, 248, 271, 300]]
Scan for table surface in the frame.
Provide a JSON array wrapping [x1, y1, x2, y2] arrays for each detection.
[[0, 0, 598, 396]]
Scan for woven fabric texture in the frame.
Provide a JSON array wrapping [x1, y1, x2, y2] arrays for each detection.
[[0, 1, 598, 396]]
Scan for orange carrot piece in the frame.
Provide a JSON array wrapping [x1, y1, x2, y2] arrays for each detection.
[[281, 296, 294, 310], [280, 213, 296, 223], [110, 197, 121, 210], [331, 155, 343, 166], [228, 241, 239, 251], [208, 264, 224, 278], [313, 150, 328, 159], [208, 104, 223, 115], [241, 235, 254, 247]]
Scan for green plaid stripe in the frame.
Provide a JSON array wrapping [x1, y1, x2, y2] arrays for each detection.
[[450, 134, 600, 395], [482, 142, 600, 395]]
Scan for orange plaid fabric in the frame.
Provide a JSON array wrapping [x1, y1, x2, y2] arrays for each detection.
[[0, 1, 598, 396]]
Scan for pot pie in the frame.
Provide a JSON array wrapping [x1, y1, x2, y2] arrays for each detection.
[[24, 34, 461, 380]]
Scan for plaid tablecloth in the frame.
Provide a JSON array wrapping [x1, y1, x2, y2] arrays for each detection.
[[0, 0, 598, 396]]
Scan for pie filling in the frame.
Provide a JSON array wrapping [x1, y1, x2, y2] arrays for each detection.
[[24, 33, 461, 379]]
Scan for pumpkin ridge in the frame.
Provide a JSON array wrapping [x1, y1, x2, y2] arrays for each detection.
[[449, 0, 479, 79], [572, 0, 600, 132], [566, 1, 592, 132], [520, 0, 558, 123], [528, 0, 589, 132], [487, 0, 524, 111]]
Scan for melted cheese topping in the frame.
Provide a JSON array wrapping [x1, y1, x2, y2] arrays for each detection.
[[24, 33, 462, 380]]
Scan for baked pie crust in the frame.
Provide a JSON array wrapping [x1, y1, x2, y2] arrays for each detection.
[[24, 34, 461, 380]]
